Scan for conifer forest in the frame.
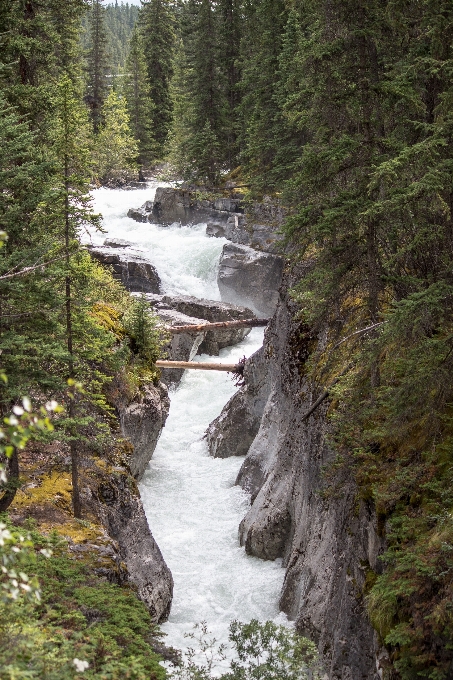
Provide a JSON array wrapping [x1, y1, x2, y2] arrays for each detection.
[[1, 1, 453, 678]]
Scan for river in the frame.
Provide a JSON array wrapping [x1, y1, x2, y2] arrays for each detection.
[[91, 184, 287, 660]]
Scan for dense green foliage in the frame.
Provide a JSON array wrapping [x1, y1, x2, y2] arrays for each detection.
[[138, 0, 175, 158], [122, 26, 157, 167], [169, 0, 453, 675], [174, 620, 321, 680], [2, 0, 453, 675], [105, 2, 139, 74], [85, 0, 110, 132], [81, 2, 139, 77], [0, 521, 166, 679]]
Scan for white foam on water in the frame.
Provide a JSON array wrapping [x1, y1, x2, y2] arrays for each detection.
[[89, 184, 226, 299], [140, 330, 287, 658], [92, 185, 286, 660]]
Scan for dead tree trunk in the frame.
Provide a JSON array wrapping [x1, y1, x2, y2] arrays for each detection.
[[167, 318, 269, 334], [156, 360, 243, 372]]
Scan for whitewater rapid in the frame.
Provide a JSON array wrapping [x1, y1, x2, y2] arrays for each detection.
[[91, 185, 286, 658]]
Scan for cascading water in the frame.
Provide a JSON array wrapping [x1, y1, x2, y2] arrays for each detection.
[[90, 185, 224, 299], [91, 185, 287, 658]]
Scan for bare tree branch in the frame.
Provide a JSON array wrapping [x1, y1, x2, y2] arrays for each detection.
[[0, 256, 66, 281]]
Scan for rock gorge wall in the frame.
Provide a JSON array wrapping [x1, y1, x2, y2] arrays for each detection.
[[85, 380, 173, 623], [206, 270, 384, 680]]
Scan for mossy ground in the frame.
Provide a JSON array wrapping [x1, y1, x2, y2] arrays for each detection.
[[2, 440, 166, 680]]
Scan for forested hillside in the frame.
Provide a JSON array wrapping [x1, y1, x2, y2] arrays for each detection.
[[1, 0, 452, 678], [81, 2, 139, 75]]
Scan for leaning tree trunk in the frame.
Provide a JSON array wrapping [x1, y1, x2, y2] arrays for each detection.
[[0, 448, 19, 512]]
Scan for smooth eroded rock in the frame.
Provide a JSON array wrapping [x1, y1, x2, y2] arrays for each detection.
[[205, 346, 270, 458], [96, 473, 173, 623], [217, 243, 284, 317], [204, 268, 384, 679], [119, 383, 170, 480]]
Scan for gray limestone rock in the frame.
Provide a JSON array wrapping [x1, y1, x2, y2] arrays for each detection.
[[217, 243, 284, 317], [205, 269, 384, 679], [90, 248, 161, 294], [119, 383, 170, 480], [206, 213, 280, 253], [96, 473, 173, 623], [205, 346, 270, 458]]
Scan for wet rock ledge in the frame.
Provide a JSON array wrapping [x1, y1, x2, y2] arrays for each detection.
[[205, 268, 384, 679], [128, 186, 286, 254]]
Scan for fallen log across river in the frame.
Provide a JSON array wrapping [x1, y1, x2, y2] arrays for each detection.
[[156, 360, 244, 373], [167, 318, 269, 334]]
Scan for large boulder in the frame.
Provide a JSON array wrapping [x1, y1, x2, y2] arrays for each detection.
[[217, 243, 284, 317], [126, 207, 149, 223], [206, 213, 280, 252], [90, 247, 161, 294], [151, 187, 243, 226]]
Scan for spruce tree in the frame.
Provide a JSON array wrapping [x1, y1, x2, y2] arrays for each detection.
[[139, 0, 175, 157], [237, 0, 290, 192], [169, 0, 225, 184], [123, 25, 156, 168], [216, 0, 243, 169], [93, 90, 138, 183], [86, 0, 110, 132]]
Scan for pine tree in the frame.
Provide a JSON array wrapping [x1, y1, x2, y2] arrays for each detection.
[[237, 0, 290, 192], [86, 0, 110, 132], [139, 0, 175, 157], [93, 90, 138, 183], [216, 0, 243, 169], [123, 25, 156, 168], [169, 0, 225, 184]]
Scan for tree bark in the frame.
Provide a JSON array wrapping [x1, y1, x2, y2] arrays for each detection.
[[156, 360, 243, 372], [167, 318, 268, 334], [0, 449, 19, 512]]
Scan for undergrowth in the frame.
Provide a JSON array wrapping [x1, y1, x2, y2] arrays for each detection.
[[0, 518, 165, 680]]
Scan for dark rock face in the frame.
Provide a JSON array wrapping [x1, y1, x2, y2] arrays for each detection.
[[96, 472, 173, 623], [127, 207, 149, 223], [97, 378, 173, 621], [205, 274, 383, 679], [90, 247, 161, 294], [217, 243, 284, 317], [119, 383, 170, 480], [151, 187, 243, 227], [206, 212, 280, 253]]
